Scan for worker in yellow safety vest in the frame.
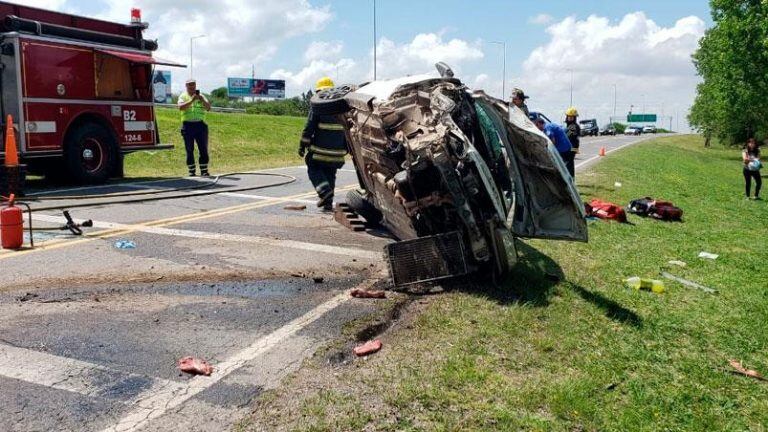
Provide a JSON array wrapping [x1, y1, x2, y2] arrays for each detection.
[[178, 78, 212, 176], [299, 77, 349, 211]]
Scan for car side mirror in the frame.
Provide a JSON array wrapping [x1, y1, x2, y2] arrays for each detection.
[[435, 62, 454, 78]]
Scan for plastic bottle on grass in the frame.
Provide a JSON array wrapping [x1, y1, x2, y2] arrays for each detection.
[[625, 276, 665, 294]]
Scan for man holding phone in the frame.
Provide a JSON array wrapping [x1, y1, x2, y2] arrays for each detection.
[[178, 78, 212, 176]]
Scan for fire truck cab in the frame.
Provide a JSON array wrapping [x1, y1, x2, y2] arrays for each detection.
[[0, 2, 182, 183]]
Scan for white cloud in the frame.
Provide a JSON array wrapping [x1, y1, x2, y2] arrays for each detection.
[[7, 0, 68, 9], [271, 58, 356, 92], [517, 12, 705, 130], [374, 32, 484, 79], [91, 0, 333, 93], [304, 41, 344, 62], [529, 13, 554, 25], [271, 31, 485, 96]]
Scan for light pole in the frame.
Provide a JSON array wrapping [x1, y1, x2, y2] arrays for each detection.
[[567, 68, 574, 106], [189, 34, 206, 79], [490, 41, 506, 98], [612, 84, 617, 118], [373, 0, 377, 80]]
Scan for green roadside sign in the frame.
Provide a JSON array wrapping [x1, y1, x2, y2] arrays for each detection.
[[627, 114, 657, 122]]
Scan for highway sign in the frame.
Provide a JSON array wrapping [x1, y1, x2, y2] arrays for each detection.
[[627, 114, 657, 122]]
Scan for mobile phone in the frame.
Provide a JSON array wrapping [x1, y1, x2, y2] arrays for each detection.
[[195, 90, 200, 95]]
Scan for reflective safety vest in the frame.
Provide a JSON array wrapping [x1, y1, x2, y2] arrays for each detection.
[[300, 109, 348, 168], [178, 92, 207, 122]]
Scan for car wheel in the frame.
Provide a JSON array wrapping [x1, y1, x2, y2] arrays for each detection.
[[346, 189, 383, 225], [310, 85, 354, 115], [65, 122, 118, 184]]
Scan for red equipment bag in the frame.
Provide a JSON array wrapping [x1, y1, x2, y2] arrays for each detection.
[[650, 201, 683, 221], [586, 199, 628, 223]]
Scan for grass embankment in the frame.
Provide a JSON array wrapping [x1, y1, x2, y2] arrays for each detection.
[[244, 135, 768, 431], [123, 108, 305, 178]]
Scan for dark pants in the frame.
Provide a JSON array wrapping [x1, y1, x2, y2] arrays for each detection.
[[744, 168, 762, 197], [307, 163, 338, 204], [560, 151, 575, 178], [181, 121, 209, 174]]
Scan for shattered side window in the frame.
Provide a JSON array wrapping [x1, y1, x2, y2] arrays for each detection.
[[474, 102, 514, 210]]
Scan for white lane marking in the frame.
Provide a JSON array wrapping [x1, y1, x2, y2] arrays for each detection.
[[101, 282, 370, 432], [218, 192, 316, 205], [31, 214, 381, 260], [0, 343, 185, 404]]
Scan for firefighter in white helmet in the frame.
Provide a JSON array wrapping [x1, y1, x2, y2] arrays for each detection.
[[299, 77, 349, 211]]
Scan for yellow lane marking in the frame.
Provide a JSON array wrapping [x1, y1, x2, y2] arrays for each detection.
[[0, 186, 355, 261]]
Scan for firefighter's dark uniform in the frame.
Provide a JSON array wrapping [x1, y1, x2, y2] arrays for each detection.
[[300, 108, 348, 210], [565, 121, 580, 178]]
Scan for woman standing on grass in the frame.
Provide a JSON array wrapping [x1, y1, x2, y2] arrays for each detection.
[[742, 137, 762, 200]]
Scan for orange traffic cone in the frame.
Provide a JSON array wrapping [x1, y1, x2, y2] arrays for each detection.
[[599, 147, 606, 157], [4, 115, 18, 166]]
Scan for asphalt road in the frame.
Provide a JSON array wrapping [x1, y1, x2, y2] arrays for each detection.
[[0, 133, 660, 432]]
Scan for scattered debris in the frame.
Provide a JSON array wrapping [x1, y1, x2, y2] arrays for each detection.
[[728, 359, 767, 382], [312, 277, 324, 284], [624, 276, 665, 294], [353, 340, 382, 357], [178, 356, 214, 376], [351, 289, 386, 299], [667, 260, 687, 267], [698, 252, 719, 260], [661, 272, 718, 294], [283, 204, 307, 211], [114, 240, 136, 250], [291, 272, 306, 278]]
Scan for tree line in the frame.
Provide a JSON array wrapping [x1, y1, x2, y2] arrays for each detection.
[[689, 0, 768, 145]]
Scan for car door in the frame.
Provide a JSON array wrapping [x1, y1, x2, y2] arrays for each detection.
[[473, 93, 588, 242]]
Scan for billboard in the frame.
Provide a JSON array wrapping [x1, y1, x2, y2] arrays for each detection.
[[227, 78, 286, 99], [152, 70, 172, 104]]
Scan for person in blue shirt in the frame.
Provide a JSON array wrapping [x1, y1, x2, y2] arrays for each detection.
[[532, 116, 574, 177]]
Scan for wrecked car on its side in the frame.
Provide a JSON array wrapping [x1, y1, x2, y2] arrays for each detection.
[[310, 65, 588, 287]]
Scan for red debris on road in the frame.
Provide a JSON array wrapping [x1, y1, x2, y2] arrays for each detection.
[[178, 356, 214, 376], [284, 204, 307, 211], [350, 289, 386, 299], [353, 340, 382, 357]]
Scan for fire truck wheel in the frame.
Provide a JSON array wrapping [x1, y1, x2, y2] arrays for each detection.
[[65, 123, 118, 184]]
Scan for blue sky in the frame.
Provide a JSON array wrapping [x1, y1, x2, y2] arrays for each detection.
[[18, 0, 712, 129]]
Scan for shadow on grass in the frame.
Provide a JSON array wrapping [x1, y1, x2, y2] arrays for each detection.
[[569, 283, 643, 328], [448, 241, 643, 328]]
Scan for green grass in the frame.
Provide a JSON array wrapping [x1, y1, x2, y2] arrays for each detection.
[[123, 108, 305, 178], [247, 135, 768, 431]]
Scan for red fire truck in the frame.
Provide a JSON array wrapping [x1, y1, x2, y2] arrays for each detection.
[[0, 2, 182, 183]]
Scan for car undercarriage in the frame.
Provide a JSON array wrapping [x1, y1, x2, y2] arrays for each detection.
[[311, 65, 588, 287]]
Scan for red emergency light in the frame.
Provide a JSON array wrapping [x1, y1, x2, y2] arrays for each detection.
[[131, 8, 142, 24]]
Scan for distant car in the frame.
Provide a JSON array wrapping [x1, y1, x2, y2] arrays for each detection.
[[625, 125, 643, 135], [599, 124, 617, 136], [579, 119, 599, 136], [642, 125, 657, 134]]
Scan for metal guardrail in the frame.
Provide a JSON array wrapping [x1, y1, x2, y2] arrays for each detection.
[[155, 104, 246, 114]]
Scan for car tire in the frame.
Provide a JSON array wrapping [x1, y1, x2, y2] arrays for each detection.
[[310, 85, 354, 116], [65, 122, 118, 184], [346, 189, 383, 225]]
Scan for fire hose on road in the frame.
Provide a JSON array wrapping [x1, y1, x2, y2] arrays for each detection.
[[0, 171, 299, 248]]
